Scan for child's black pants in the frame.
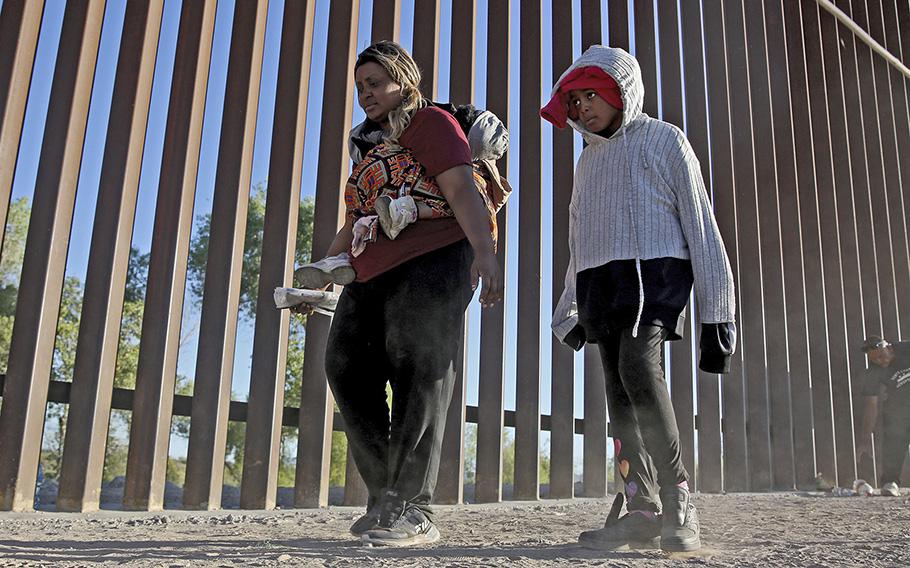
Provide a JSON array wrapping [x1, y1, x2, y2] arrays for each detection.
[[597, 325, 689, 512]]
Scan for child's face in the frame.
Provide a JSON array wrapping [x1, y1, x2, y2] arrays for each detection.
[[355, 62, 404, 127], [567, 89, 622, 134]]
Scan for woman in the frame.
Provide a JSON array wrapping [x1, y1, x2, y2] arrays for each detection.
[[321, 41, 502, 547]]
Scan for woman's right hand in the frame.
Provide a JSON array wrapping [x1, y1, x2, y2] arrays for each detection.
[[471, 250, 503, 308]]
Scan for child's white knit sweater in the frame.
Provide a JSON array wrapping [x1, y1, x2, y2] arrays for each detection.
[[551, 46, 736, 345]]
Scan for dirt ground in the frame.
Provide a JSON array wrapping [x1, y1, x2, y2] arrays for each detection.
[[1, 492, 908, 567]]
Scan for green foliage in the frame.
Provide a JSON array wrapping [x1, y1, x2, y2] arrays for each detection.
[[222, 422, 246, 487], [167, 457, 187, 486], [0, 198, 30, 373], [0, 198, 30, 289], [330, 432, 348, 487], [1, 185, 346, 492], [464, 430, 551, 488], [186, 182, 315, 322], [183, 183, 318, 487], [103, 412, 131, 482]]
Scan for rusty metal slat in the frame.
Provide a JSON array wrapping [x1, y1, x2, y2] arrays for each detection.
[[122, 0, 217, 511], [447, 0, 474, 104], [546, 0, 578, 501], [473, 0, 509, 505], [782, 0, 836, 484], [0, 374, 600, 433], [864, 0, 887, 45], [56, 0, 164, 513], [856, 2, 901, 339], [577, 0, 607, 500], [656, 0, 682, 128], [580, 0, 601, 49], [880, 0, 904, 65], [293, 0, 359, 509], [370, 0, 400, 43], [743, 0, 795, 491], [608, 0, 629, 51], [724, 0, 773, 491], [633, 0, 657, 118], [435, 0, 475, 506], [764, 0, 816, 490], [680, 0, 721, 494], [582, 346, 607, 496], [832, 1, 881, 487], [793, 0, 840, 485], [882, 0, 910, 337], [0, 0, 105, 513], [190, 0, 310, 512], [869, 0, 910, 336], [412, 0, 439, 99], [819, 5, 873, 486], [897, 0, 910, 69], [0, 0, 45, 249], [702, 0, 748, 493], [848, 1, 894, 350], [342, 443, 368, 506], [182, 0, 268, 511], [657, 0, 696, 491], [197, 0, 290, 512], [513, 0, 542, 501], [680, 0, 721, 493], [436, 323, 467, 504]]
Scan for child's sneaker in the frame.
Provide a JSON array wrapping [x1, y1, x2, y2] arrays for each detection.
[[294, 253, 355, 289], [578, 494, 661, 551], [659, 485, 701, 552], [881, 481, 901, 497], [374, 195, 418, 240]]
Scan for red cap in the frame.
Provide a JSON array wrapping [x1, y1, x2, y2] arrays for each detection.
[[540, 66, 623, 129]]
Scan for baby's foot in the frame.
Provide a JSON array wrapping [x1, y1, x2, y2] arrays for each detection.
[[374, 195, 418, 240]]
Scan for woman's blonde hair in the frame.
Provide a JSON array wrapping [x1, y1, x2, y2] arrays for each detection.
[[356, 41, 426, 142]]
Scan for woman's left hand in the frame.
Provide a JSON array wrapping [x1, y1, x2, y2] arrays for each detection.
[[471, 250, 503, 307]]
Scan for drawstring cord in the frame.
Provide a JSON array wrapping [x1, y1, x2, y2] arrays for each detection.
[[621, 129, 644, 338]]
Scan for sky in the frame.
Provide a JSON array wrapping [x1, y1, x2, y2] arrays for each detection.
[[6, 0, 680, 471]]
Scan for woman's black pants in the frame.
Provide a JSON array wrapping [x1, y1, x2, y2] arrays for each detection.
[[597, 325, 689, 512], [325, 240, 473, 515]]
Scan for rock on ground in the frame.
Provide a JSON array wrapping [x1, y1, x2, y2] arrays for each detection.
[[1, 492, 907, 567]]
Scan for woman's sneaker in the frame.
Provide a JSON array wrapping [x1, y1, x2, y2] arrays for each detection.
[[881, 481, 901, 497], [361, 503, 440, 547], [374, 195, 418, 240], [659, 486, 701, 552], [294, 253, 355, 289], [578, 493, 661, 551]]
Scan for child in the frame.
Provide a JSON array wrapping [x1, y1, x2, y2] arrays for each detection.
[[294, 109, 508, 290], [542, 46, 736, 553]]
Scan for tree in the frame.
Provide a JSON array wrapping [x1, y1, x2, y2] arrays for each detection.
[[0, 197, 31, 374], [185, 182, 317, 485]]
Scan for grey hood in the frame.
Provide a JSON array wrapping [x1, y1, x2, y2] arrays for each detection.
[[549, 45, 645, 142]]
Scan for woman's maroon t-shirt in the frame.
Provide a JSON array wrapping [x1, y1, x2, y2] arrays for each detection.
[[350, 107, 473, 282]]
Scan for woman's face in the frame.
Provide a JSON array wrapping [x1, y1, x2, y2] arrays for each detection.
[[355, 62, 403, 127]]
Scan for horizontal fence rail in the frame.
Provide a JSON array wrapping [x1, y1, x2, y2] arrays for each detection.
[[0, 0, 909, 512]]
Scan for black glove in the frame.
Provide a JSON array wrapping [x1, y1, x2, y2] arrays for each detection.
[[564, 324, 587, 352], [699, 322, 736, 373]]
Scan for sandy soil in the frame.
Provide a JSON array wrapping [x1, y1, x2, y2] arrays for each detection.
[[1, 492, 907, 567]]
